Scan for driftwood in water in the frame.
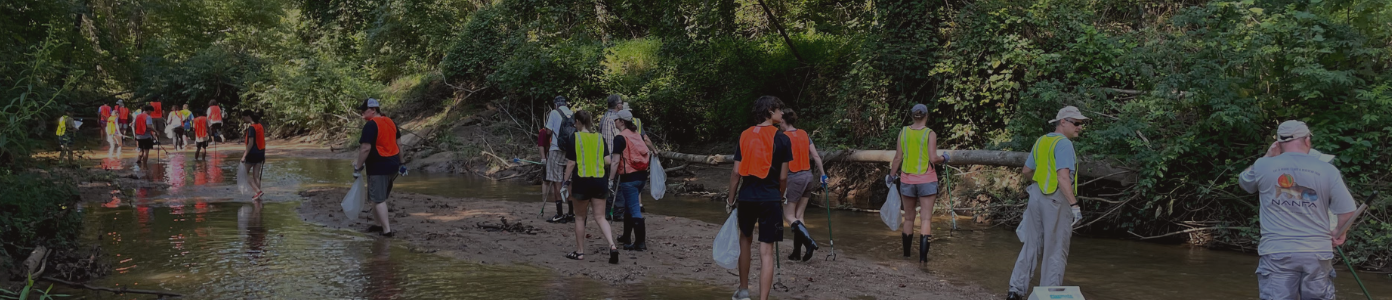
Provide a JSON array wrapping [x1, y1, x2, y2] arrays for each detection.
[[655, 149, 1137, 186]]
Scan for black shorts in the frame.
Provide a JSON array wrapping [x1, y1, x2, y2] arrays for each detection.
[[137, 138, 154, 150], [173, 127, 185, 136], [737, 201, 784, 243], [196, 141, 209, 149], [570, 177, 609, 200]]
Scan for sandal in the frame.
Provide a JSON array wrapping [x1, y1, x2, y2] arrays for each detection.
[[566, 251, 584, 260], [253, 191, 264, 200], [608, 248, 619, 264], [380, 230, 395, 238]]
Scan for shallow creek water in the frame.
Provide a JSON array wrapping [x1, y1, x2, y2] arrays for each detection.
[[75, 152, 1389, 299]]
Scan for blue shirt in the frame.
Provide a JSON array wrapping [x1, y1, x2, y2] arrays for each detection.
[[733, 129, 793, 202]]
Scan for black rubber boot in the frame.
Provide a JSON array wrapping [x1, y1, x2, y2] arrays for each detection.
[[794, 221, 819, 261], [617, 215, 633, 245], [901, 233, 912, 258], [788, 229, 803, 261], [629, 218, 647, 251], [919, 235, 931, 263]]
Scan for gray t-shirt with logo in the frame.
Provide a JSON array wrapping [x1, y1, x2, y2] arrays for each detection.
[[1239, 152, 1356, 255]]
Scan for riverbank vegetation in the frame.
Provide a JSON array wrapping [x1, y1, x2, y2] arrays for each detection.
[[3, 0, 1389, 271]]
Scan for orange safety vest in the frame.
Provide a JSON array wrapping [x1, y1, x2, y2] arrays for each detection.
[[786, 129, 812, 172], [118, 107, 129, 121], [246, 124, 265, 150], [194, 117, 209, 138], [209, 105, 222, 122], [618, 130, 650, 174], [134, 113, 149, 135], [370, 116, 400, 157], [99, 105, 111, 120], [736, 125, 779, 179], [151, 102, 163, 117]]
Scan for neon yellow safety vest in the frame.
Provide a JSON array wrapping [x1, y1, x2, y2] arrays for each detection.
[[1030, 135, 1077, 194], [575, 131, 607, 178], [634, 118, 644, 135], [56, 116, 69, 136], [898, 127, 934, 175]]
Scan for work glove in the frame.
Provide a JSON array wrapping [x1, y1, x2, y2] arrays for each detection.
[[820, 175, 829, 186], [1071, 206, 1083, 226], [941, 153, 950, 162], [398, 166, 409, 176], [885, 175, 900, 187]]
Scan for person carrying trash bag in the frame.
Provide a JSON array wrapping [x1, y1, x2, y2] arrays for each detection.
[[778, 108, 828, 262], [353, 98, 402, 237], [887, 104, 948, 263], [560, 110, 621, 264], [1238, 120, 1358, 300], [611, 110, 652, 251], [725, 95, 792, 300], [1005, 106, 1088, 300]]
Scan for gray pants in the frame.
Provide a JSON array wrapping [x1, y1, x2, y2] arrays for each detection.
[[1009, 183, 1074, 294], [1257, 252, 1336, 300]]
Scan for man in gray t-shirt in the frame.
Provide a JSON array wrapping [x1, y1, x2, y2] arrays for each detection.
[[1238, 120, 1357, 300], [544, 96, 574, 223]]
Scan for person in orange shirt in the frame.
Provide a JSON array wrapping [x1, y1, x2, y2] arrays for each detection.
[[133, 105, 156, 164], [207, 100, 226, 143], [777, 108, 829, 262], [353, 98, 402, 237], [192, 111, 211, 161], [240, 112, 267, 200], [725, 96, 792, 300], [150, 98, 165, 139]]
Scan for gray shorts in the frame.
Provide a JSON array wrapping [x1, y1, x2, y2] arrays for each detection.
[[783, 171, 816, 202], [898, 182, 939, 198], [1257, 252, 1336, 300], [545, 150, 565, 182], [368, 174, 398, 203]]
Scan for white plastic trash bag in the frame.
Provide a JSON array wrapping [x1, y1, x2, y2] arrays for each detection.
[[237, 163, 251, 194], [649, 156, 666, 200], [880, 180, 902, 231], [341, 177, 368, 220], [712, 209, 741, 269]]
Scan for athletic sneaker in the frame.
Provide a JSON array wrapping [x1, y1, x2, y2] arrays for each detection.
[[546, 214, 567, 223], [731, 289, 751, 300]]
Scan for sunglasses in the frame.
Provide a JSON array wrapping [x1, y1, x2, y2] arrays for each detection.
[[1063, 118, 1088, 127]]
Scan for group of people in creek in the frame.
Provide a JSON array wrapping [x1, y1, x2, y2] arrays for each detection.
[[61, 93, 1356, 300], [531, 95, 1358, 300]]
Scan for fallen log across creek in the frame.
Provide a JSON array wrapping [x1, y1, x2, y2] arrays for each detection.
[[655, 149, 1137, 186]]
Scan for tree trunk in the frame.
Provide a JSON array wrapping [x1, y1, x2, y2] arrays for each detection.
[[656, 149, 1137, 186]]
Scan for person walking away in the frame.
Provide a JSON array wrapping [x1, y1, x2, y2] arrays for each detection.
[[545, 96, 577, 223], [182, 104, 194, 149], [599, 94, 625, 221], [116, 100, 130, 139], [888, 104, 947, 263], [620, 101, 659, 215], [1238, 120, 1357, 300], [241, 112, 267, 201], [56, 108, 77, 162], [353, 98, 402, 237], [208, 100, 226, 143], [193, 111, 210, 160], [611, 110, 652, 251], [1005, 106, 1088, 300], [133, 105, 156, 164], [105, 108, 122, 157], [150, 98, 165, 140], [98, 102, 112, 139], [166, 104, 186, 150], [560, 110, 620, 264], [778, 108, 828, 262], [726, 96, 792, 300]]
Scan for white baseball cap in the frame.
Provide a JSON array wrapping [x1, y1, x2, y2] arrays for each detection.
[[1275, 120, 1311, 142]]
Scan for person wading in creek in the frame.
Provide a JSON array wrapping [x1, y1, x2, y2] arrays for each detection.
[[104, 105, 123, 157], [727, 96, 792, 300], [150, 98, 165, 139], [560, 110, 620, 264], [888, 104, 949, 263], [600, 94, 625, 221], [133, 104, 156, 164], [1006, 106, 1088, 300], [241, 112, 267, 201], [779, 108, 828, 262], [207, 100, 227, 143], [116, 100, 130, 139], [166, 103, 187, 151], [192, 111, 211, 161], [354, 98, 402, 237], [98, 101, 112, 140], [1238, 120, 1357, 300], [544, 96, 577, 224], [612, 109, 652, 251]]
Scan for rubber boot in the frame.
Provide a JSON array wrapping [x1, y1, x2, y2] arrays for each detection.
[[628, 218, 647, 251], [901, 233, 912, 258], [918, 235, 931, 263], [788, 229, 803, 261], [794, 221, 819, 262], [617, 215, 633, 245]]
